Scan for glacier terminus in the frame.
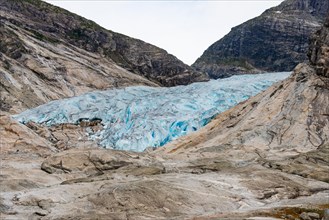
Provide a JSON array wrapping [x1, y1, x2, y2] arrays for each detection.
[[14, 72, 290, 152]]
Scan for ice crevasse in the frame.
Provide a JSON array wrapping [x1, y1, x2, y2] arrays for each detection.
[[14, 72, 290, 152]]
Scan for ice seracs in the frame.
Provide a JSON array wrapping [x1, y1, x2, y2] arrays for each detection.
[[14, 72, 290, 152]]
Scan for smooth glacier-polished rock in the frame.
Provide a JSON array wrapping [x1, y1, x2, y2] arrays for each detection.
[[14, 72, 290, 151]]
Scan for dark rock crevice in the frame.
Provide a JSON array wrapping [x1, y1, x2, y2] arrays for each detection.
[[308, 15, 329, 78]]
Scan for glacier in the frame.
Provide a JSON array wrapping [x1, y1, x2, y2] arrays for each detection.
[[14, 72, 290, 152]]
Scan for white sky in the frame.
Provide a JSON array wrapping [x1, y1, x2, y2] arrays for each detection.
[[45, 0, 284, 65]]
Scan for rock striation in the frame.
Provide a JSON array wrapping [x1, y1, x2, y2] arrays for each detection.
[[193, 0, 328, 78], [308, 15, 329, 77], [0, 4, 328, 220], [0, 0, 208, 113]]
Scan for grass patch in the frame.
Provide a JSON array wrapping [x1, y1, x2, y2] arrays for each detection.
[[29, 30, 60, 44], [269, 205, 329, 219], [217, 58, 255, 70], [3, 60, 11, 70], [67, 28, 89, 40]]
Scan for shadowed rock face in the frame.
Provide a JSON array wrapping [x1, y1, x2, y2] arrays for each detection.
[[309, 15, 329, 77], [0, 0, 208, 113], [193, 0, 329, 78]]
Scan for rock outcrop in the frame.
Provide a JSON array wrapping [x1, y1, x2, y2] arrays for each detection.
[[193, 0, 328, 78], [308, 15, 329, 77], [1, 106, 328, 219], [0, 0, 208, 113]]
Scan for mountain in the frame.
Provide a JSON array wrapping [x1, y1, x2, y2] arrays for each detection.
[[1, 15, 328, 220], [0, 0, 208, 113], [193, 0, 328, 79], [1, 3, 328, 220]]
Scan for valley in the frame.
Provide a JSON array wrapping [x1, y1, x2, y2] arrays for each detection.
[[0, 0, 328, 219]]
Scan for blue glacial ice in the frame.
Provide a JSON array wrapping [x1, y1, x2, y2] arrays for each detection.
[[13, 72, 290, 152]]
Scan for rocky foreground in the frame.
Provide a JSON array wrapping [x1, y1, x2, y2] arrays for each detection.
[[1, 15, 329, 220]]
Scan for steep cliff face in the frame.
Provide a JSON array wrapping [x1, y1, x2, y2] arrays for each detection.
[[308, 15, 329, 77], [0, 0, 208, 113], [193, 0, 328, 78]]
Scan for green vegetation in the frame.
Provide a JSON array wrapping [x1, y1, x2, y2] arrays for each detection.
[[217, 58, 255, 70], [196, 56, 255, 71], [13, 0, 59, 11], [67, 28, 89, 40], [269, 205, 329, 219], [104, 49, 131, 68], [3, 60, 11, 70], [29, 30, 60, 44], [13, 0, 103, 44], [80, 19, 101, 30], [13, 0, 44, 6]]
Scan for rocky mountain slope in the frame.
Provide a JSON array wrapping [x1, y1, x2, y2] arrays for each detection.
[[0, 4, 328, 220], [193, 0, 328, 78], [0, 0, 208, 113]]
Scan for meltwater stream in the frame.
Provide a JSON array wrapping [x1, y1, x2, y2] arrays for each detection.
[[14, 72, 290, 152]]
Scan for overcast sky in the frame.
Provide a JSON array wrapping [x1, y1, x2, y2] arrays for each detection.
[[45, 0, 284, 65]]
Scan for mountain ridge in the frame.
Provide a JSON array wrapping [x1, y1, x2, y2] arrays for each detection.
[[0, 0, 209, 113], [0, 1, 328, 219], [193, 0, 328, 78]]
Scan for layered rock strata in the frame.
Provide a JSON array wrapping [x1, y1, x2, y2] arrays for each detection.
[[193, 0, 328, 78], [0, 0, 208, 113]]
